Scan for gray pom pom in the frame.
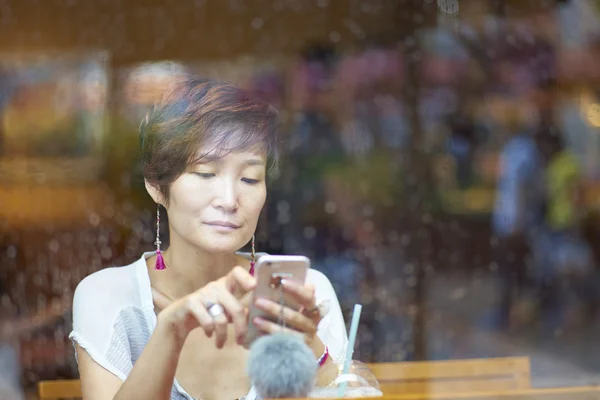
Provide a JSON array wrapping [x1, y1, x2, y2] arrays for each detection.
[[247, 333, 317, 399]]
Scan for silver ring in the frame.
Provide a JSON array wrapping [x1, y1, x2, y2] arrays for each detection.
[[307, 298, 330, 319], [205, 302, 225, 318]]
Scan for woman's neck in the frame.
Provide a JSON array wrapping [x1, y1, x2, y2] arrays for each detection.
[[148, 238, 246, 301]]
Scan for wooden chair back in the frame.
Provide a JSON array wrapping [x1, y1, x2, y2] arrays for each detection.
[[38, 379, 82, 399], [37, 357, 531, 398], [367, 357, 531, 395]]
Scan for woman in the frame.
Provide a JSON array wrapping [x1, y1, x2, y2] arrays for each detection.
[[69, 77, 348, 400]]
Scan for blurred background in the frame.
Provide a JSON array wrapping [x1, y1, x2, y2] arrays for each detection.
[[1, 0, 600, 397]]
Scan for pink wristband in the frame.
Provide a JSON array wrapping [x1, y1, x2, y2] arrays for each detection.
[[317, 345, 329, 367]]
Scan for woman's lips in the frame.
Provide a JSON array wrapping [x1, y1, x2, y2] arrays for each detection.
[[204, 221, 241, 231]]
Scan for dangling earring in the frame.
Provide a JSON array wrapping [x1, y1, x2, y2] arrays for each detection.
[[154, 204, 166, 270], [249, 234, 256, 276]]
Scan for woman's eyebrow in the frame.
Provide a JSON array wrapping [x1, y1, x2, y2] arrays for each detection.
[[192, 156, 265, 166], [193, 154, 221, 164], [244, 159, 266, 166]]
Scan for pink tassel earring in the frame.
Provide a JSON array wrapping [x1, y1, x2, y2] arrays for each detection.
[[249, 234, 256, 276], [154, 204, 166, 270]]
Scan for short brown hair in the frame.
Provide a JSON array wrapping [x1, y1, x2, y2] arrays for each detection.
[[139, 76, 279, 201]]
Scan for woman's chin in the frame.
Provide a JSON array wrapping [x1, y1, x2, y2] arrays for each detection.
[[197, 238, 249, 255]]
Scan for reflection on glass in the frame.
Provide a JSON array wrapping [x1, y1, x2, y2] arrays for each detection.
[[2, 1, 600, 397]]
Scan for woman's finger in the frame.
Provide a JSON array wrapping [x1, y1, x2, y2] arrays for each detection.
[[282, 280, 315, 308], [197, 288, 230, 348], [225, 266, 257, 298], [239, 291, 253, 309], [185, 294, 215, 337], [301, 298, 331, 326], [211, 285, 248, 344], [254, 298, 316, 335], [211, 311, 229, 349]]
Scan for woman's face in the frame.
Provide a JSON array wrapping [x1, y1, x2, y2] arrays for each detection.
[[164, 149, 267, 254]]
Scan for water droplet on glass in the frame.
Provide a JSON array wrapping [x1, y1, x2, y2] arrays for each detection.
[[88, 212, 100, 226], [277, 200, 290, 213], [277, 212, 290, 225], [329, 31, 341, 43], [251, 18, 264, 29], [303, 226, 316, 240], [450, 287, 467, 300], [6, 245, 16, 258], [401, 234, 411, 246], [101, 248, 112, 260], [324, 201, 337, 214], [362, 205, 374, 217], [48, 240, 60, 253]]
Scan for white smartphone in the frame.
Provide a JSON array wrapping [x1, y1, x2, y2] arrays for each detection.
[[244, 255, 310, 347]]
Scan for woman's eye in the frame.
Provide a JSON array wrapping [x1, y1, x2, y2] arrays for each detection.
[[241, 178, 260, 185], [195, 173, 215, 179]]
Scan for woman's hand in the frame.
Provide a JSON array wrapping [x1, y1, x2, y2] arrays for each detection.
[[251, 280, 325, 355], [153, 266, 256, 349]]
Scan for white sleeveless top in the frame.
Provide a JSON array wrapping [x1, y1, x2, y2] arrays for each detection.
[[69, 252, 349, 400]]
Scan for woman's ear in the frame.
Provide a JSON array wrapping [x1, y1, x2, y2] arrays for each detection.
[[144, 179, 164, 206]]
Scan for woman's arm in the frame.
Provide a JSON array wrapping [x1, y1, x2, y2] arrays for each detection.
[[76, 345, 125, 399], [309, 337, 340, 387], [77, 320, 183, 400], [75, 266, 256, 400]]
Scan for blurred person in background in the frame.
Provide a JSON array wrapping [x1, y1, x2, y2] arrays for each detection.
[[247, 69, 286, 256], [330, 42, 412, 361], [533, 123, 594, 333], [491, 100, 544, 331], [528, 77, 596, 332], [0, 277, 23, 400], [445, 113, 479, 189], [283, 44, 358, 309], [0, 276, 70, 400]]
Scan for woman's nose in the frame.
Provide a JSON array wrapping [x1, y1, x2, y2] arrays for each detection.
[[213, 179, 238, 211]]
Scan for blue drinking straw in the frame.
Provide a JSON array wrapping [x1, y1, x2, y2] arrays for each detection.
[[338, 304, 362, 397]]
